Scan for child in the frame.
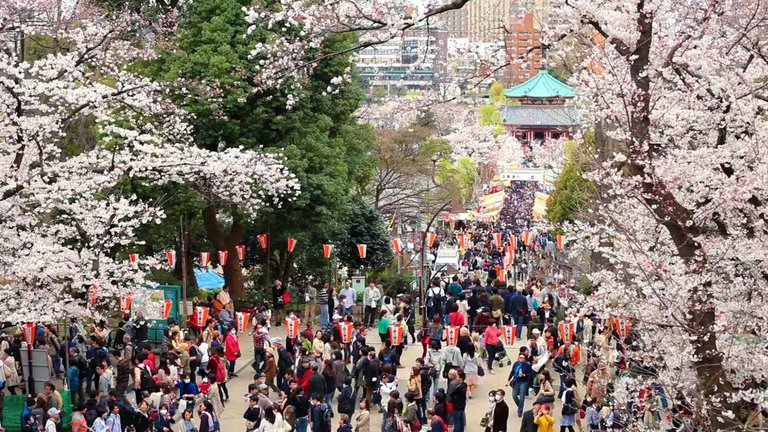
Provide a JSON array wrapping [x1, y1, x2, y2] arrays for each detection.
[[533, 404, 555, 432], [337, 414, 353, 432]]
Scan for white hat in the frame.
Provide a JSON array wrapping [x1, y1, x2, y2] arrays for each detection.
[[532, 328, 541, 335], [47, 407, 60, 417]]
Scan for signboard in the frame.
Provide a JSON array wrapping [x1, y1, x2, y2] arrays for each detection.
[[132, 290, 167, 320], [20, 348, 53, 386], [500, 168, 546, 183], [434, 245, 460, 268], [351, 276, 365, 294]]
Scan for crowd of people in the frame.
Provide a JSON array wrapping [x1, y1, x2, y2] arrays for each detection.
[[0, 183, 684, 432]]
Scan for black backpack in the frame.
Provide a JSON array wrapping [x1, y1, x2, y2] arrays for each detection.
[[419, 367, 432, 393], [139, 365, 155, 391]]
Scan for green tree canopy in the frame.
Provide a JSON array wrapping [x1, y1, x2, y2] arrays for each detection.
[[335, 201, 394, 272], [547, 139, 594, 224]]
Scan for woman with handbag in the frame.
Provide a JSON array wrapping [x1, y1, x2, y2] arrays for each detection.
[[461, 345, 480, 399], [406, 367, 425, 423], [535, 371, 556, 410], [559, 378, 579, 432]]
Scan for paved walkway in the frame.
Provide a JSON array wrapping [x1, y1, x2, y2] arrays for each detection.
[[216, 328, 571, 432]]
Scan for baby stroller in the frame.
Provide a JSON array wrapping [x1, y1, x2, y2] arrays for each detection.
[[493, 314, 517, 368]]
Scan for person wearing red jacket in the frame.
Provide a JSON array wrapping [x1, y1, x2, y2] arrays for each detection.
[[224, 327, 240, 377], [206, 347, 229, 402], [295, 357, 313, 396]]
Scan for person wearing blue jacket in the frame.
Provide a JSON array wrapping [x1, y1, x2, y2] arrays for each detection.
[[508, 354, 535, 417]]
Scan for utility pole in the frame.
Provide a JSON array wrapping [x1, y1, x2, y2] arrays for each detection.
[[180, 216, 188, 321]]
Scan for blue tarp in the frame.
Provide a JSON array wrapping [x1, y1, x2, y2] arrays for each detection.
[[194, 268, 225, 289]]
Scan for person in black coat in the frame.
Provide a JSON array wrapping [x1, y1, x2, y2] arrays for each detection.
[[308, 363, 326, 399], [492, 389, 510, 432], [519, 400, 541, 432]]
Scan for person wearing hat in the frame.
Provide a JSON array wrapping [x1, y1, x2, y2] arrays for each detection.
[[45, 408, 60, 432], [256, 383, 272, 412], [520, 399, 542, 432]]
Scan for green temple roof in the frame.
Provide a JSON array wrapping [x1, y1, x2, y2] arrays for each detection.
[[504, 70, 576, 99]]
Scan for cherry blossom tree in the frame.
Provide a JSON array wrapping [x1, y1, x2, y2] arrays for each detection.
[[0, 1, 298, 323], [245, 0, 768, 427], [551, 0, 768, 428]]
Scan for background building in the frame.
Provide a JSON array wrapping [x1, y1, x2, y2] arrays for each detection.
[[356, 24, 448, 95], [503, 13, 543, 85]]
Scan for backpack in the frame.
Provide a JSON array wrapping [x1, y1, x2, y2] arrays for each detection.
[[381, 351, 394, 366], [68, 366, 81, 389], [317, 403, 332, 432], [426, 288, 443, 309], [419, 367, 432, 393], [434, 417, 449, 432], [139, 365, 155, 391]]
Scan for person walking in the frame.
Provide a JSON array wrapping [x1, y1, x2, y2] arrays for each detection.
[[559, 378, 579, 432], [521, 401, 543, 432], [491, 389, 510, 432], [509, 354, 535, 417], [534, 405, 555, 432], [340, 281, 357, 316], [461, 345, 480, 399], [354, 399, 371, 432], [273, 279, 287, 326], [484, 320, 501, 375], [448, 370, 468, 432]]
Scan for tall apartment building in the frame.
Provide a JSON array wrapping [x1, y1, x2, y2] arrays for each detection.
[[440, 0, 540, 42], [355, 24, 449, 94], [504, 13, 543, 85]]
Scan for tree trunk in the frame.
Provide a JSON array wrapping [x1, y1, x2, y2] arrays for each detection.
[[201, 206, 246, 299]]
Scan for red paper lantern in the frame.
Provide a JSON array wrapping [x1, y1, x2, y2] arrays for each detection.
[[556, 234, 564, 251], [128, 253, 139, 264], [357, 244, 367, 259], [502, 325, 517, 345], [339, 321, 354, 344], [493, 232, 502, 247], [217, 250, 228, 266], [236, 312, 250, 333], [522, 231, 532, 246], [166, 250, 176, 267], [614, 318, 631, 338], [22, 323, 36, 346], [559, 321, 575, 343], [199, 252, 211, 268], [458, 234, 466, 249], [287, 238, 297, 253], [193, 306, 210, 328], [322, 244, 332, 260], [391, 238, 403, 256], [444, 326, 460, 346], [426, 232, 437, 249], [119, 294, 132, 313], [257, 234, 268, 250], [160, 299, 172, 319], [285, 316, 301, 339], [235, 244, 246, 261]]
